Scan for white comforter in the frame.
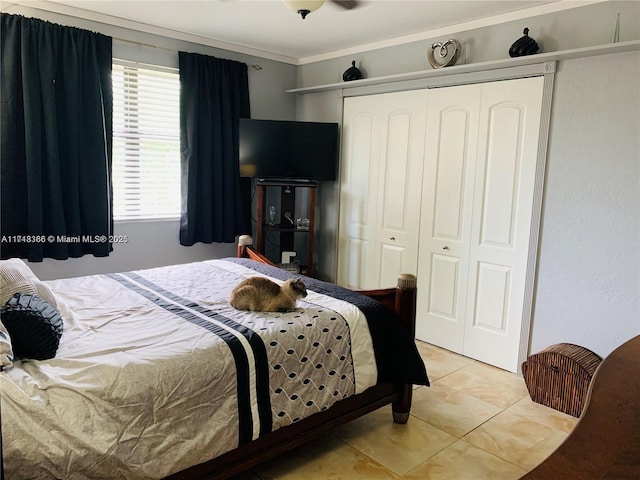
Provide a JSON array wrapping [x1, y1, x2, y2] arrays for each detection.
[[1, 259, 377, 479]]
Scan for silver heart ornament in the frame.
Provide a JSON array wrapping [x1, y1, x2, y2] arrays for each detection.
[[427, 39, 461, 69]]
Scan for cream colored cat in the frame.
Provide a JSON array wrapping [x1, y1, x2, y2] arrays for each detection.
[[229, 277, 307, 312]]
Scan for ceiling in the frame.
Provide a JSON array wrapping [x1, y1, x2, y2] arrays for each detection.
[[3, 0, 582, 64]]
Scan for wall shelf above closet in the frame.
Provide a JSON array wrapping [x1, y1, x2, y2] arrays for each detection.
[[286, 40, 640, 95]]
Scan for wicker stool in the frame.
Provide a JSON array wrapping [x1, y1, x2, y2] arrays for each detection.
[[522, 343, 602, 417]]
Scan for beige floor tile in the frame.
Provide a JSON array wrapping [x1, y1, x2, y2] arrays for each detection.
[[415, 341, 474, 382], [400, 439, 526, 480], [434, 362, 529, 409], [410, 384, 502, 438], [254, 434, 398, 480], [463, 409, 570, 471], [332, 405, 457, 475], [505, 395, 579, 434]]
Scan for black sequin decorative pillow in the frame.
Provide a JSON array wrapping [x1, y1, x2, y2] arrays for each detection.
[[1, 293, 63, 360]]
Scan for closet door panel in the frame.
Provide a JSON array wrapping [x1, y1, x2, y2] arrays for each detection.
[[376, 90, 427, 287], [463, 76, 544, 372], [428, 254, 461, 318], [343, 238, 371, 288], [472, 262, 511, 332], [338, 95, 383, 289], [432, 110, 472, 240], [379, 243, 406, 288], [344, 114, 377, 240], [416, 84, 481, 348], [480, 104, 522, 246]]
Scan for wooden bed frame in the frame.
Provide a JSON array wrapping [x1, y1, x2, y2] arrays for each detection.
[[165, 239, 419, 480]]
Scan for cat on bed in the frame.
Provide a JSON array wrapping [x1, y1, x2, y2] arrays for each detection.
[[229, 277, 307, 312]]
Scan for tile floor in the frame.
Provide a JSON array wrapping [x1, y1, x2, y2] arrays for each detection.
[[234, 341, 578, 480]]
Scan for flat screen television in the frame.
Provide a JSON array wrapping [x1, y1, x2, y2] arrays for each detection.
[[239, 118, 339, 181]]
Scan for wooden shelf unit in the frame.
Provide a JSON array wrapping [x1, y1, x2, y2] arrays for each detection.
[[256, 179, 316, 276]]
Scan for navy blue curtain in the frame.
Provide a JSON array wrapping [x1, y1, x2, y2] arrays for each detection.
[[178, 51, 251, 246], [0, 14, 113, 262]]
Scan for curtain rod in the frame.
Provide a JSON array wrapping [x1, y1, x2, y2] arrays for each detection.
[[113, 36, 263, 70]]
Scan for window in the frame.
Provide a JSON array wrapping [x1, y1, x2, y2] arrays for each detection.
[[112, 61, 180, 220]]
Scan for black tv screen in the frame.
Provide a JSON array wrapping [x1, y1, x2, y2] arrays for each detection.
[[239, 119, 339, 181]]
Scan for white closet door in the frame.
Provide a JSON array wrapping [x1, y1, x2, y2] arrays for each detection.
[[375, 90, 427, 287], [338, 90, 426, 290], [338, 95, 383, 289], [463, 76, 544, 372], [416, 84, 482, 349], [417, 77, 545, 372]]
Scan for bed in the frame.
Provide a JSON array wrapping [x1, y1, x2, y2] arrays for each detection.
[[0, 239, 429, 480]]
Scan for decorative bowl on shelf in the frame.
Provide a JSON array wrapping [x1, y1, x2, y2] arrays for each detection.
[[508, 28, 539, 57], [342, 60, 363, 81]]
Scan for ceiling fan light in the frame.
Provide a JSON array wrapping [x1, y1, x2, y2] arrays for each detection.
[[284, 0, 325, 19]]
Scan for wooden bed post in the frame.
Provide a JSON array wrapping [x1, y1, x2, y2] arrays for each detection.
[[394, 273, 418, 336], [392, 273, 418, 424], [237, 234, 253, 259]]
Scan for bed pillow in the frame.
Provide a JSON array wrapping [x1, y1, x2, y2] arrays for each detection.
[[1, 293, 63, 361], [0, 258, 58, 309], [0, 320, 14, 370]]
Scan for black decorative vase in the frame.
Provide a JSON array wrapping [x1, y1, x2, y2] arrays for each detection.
[[342, 60, 363, 81], [509, 28, 539, 57]]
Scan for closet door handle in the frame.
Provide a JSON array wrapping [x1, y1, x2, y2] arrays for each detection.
[[389, 237, 396, 241], [442, 246, 449, 250]]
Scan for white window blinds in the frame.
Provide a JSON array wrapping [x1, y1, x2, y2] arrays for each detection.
[[112, 61, 181, 220]]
